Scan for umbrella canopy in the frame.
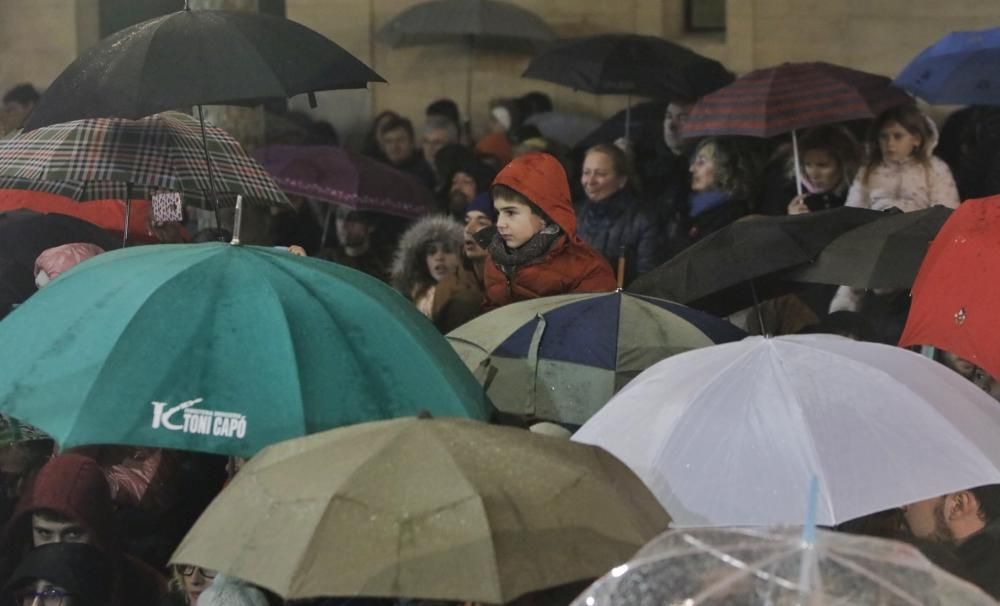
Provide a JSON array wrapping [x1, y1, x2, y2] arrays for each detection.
[[447, 291, 746, 426], [0, 112, 289, 209], [171, 417, 670, 603], [24, 9, 384, 130], [573, 334, 1000, 527], [378, 0, 555, 50], [682, 62, 912, 139], [0, 189, 155, 242], [895, 26, 1000, 106], [573, 527, 994, 605], [782, 206, 952, 290], [523, 34, 732, 99], [574, 100, 668, 153], [627, 207, 881, 315], [900, 196, 1000, 381], [0, 243, 488, 457], [252, 145, 433, 219]]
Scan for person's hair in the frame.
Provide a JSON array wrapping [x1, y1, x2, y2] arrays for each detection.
[[378, 115, 414, 140], [584, 143, 639, 192], [969, 484, 1000, 523], [423, 115, 459, 142], [694, 137, 762, 200], [518, 91, 553, 117], [787, 125, 861, 194], [3, 83, 40, 106], [490, 184, 551, 224], [425, 98, 460, 126], [797, 311, 876, 342], [862, 104, 932, 185]]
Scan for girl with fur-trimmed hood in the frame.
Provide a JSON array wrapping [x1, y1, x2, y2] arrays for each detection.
[[390, 215, 481, 331]]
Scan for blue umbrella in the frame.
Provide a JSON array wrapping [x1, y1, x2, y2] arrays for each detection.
[[895, 27, 1000, 105], [447, 291, 745, 426]]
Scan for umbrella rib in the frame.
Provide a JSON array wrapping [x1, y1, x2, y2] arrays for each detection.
[[823, 551, 924, 605]]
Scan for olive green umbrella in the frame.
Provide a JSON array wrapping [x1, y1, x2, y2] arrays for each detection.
[[170, 417, 670, 604], [0, 243, 488, 457]]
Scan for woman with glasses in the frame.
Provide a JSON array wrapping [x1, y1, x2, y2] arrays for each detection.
[[4, 542, 111, 606], [162, 565, 216, 606]]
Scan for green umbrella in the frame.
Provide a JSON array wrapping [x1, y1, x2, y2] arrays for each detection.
[[171, 417, 670, 604], [0, 243, 488, 457]]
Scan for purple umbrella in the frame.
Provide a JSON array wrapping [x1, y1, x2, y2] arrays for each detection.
[[253, 145, 434, 220]]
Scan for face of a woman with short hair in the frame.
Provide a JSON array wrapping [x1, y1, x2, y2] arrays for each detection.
[[689, 143, 718, 193], [581, 151, 627, 202]]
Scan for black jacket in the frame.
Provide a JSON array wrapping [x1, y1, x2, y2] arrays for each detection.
[[575, 189, 663, 286], [956, 524, 1000, 599]]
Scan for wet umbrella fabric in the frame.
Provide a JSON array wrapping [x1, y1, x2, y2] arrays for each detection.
[[900, 196, 1000, 382], [523, 34, 732, 100], [682, 62, 912, 139], [23, 9, 384, 130], [0, 112, 289, 209], [627, 207, 881, 315], [573, 334, 1000, 527], [572, 527, 995, 605], [782, 206, 951, 290], [447, 291, 746, 426], [0, 243, 488, 458], [378, 0, 555, 50], [895, 26, 1000, 106], [170, 417, 670, 604], [252, 145, 433, 219]]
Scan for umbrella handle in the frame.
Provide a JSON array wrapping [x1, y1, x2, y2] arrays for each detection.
[[792, 129, 804, 197], [617, 245, 627, 289]]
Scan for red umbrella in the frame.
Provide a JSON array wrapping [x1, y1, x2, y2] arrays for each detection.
[[899, 196, 1000, 378], [0, 189, 158, 243], [682, 62, 911, 139]]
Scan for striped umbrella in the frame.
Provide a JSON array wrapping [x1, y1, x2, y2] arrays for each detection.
[[682, 62, 911, 139], [0, 112, 289, 210], [447, 291, 745, 427]]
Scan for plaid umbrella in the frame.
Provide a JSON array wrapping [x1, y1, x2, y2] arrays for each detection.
[[682, 62, 912, 139], [0, 112, 288, 209]]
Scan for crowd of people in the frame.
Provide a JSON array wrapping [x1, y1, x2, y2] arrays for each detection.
[[4, 68, 1000, 605]]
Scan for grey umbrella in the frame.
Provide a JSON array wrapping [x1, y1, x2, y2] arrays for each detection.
[[379, 0, 556, 127]]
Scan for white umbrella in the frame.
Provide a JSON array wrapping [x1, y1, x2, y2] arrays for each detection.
[[572, 334, 1000, 527], [571, 527, 995, 605]]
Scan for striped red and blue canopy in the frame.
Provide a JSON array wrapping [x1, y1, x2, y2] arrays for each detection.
[[682, 62, 912, 139]]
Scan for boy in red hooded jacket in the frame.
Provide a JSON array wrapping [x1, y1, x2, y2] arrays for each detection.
[[476, 153, 616, 309]]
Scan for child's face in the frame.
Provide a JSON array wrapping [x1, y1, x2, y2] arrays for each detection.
[[878, 121, 922, 162], [494, 195, 545, 249], [425, 241, 460, 283]]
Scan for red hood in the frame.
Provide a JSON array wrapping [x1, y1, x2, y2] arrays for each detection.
[[4, 454, 114, 553], [493, 153, 577, 236]]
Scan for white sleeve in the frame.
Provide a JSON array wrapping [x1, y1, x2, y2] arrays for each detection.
[[844, 173, 868, 209], [928, 157, 961, 208]]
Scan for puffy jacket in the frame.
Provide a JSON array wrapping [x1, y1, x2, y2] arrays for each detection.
[[484, 153, 616, 308], [575, 189, 663, 286]]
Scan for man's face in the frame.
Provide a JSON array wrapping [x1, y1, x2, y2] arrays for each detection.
[[902, 496, 954, 542], [663, 102, 694, 154], [463, 210, 493, 261], [335, 211, 374, 250], [494, 196, 545, 250], [449, 172, 477, 215], [32, 513, 91, 546], [17, 579, 74, 606], [3, 101, 32, 130], [422, 128, 451, 166], [381, 128, 414, 165]]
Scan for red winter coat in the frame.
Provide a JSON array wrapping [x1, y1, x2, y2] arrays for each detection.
[[484, 153, 616, 308]]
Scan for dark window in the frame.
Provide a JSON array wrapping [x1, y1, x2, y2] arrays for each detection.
[[685, 0, 726, 32]]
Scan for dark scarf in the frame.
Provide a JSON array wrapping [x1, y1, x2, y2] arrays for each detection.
[[688, 190, 732, 218], [474, 225, 563, 280]]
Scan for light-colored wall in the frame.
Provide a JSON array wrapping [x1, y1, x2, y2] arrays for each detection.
[[3, 0, 1000, 146]]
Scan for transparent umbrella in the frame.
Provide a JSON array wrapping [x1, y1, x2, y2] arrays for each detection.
[[572, 527, 994, 605]]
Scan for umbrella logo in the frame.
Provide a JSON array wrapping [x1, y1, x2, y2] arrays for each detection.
[[151, 398, 247, 439], [955, 307, 967, 325]]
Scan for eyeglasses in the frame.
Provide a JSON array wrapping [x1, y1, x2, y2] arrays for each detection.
[[177, 565, 218, 579], [15, 587, 74, 606]]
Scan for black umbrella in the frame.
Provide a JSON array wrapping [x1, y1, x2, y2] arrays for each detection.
[[378, 0, 555, 51], [523, 34, 732, 138], [574, 100, 669, 153], [24, 6, 385, 130], [627, 207, 882, 315], [781, 206, 952, 290]]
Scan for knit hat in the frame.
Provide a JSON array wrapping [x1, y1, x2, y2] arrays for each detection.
[[5, 543, 113, 606], [196, 574, 269, 606], [465, 192, 497, 224]]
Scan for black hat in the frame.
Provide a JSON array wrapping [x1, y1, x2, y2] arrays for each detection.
[[5, 543, 113, 606]]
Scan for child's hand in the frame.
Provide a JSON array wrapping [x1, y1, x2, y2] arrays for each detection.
[[787, 194, 810, 215]]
